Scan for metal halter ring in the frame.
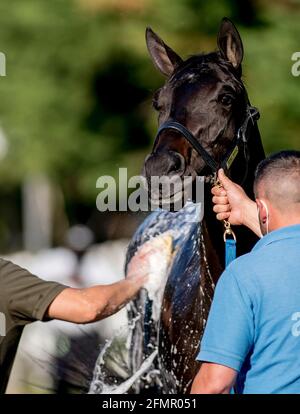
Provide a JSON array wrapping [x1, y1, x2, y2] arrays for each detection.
[[223, 220, 237, 242]]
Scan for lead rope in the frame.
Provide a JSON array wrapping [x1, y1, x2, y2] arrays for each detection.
[[213, 172, 237, 268]]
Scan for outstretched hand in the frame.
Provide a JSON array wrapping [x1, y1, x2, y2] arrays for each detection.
[[126, 243, 155, 284]]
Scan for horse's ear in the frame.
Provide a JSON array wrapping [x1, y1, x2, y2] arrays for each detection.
[[146, 27, 183, 77], [217, 17, 244, 69]]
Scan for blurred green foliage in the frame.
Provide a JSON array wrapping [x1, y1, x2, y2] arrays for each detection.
[[0, 0, 298, 211]]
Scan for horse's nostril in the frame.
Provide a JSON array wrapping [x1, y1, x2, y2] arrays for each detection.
[[171, 155, 181, 170], [167, 151, 185, 175], [144, 151, 185, 178]]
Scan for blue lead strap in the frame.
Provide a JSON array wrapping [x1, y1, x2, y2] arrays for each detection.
[[225, 238, 236, 268], [212, 174, 237, 268], [223, 220, 237, 268]]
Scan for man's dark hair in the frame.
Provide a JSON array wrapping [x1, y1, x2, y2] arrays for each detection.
[[254, 150, 300, 209]]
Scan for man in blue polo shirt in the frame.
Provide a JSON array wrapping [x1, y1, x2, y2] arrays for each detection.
[[191, 150, 300, 394]]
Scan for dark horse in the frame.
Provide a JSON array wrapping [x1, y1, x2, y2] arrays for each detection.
[[126, 18, 265, 394]]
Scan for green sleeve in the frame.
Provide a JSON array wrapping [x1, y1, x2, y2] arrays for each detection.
[[0, 258, 67, 325]]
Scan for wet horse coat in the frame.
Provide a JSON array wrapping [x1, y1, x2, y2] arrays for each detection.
[[126, 18, 265, 393]]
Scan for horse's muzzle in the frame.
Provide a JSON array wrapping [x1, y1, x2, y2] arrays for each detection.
[[143, 150, 186, 179]]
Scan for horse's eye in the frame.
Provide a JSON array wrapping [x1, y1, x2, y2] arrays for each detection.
[[221, 94, 234, 106], [152, 100, 162, 111]]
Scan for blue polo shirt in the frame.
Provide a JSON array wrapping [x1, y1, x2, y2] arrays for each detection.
[[197, 224, 300, 394]]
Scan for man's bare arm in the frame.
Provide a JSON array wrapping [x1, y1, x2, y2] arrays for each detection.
[[46, 277, 144, 323], [46, 245, 154, 323], [191, 362, 237, 394]]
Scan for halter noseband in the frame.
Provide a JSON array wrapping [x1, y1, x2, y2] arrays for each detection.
[[154, 104, 260, 178]]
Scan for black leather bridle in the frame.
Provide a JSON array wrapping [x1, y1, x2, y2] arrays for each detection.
[[153, 104, 260, 181]]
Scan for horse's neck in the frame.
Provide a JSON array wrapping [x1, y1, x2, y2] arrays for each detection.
[[202, 121, 265, 284]]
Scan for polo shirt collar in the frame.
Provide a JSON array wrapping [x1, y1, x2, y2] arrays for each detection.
[[252, 224, 300, 252]]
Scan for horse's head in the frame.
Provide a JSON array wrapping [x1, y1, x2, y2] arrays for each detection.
[[144, 18, 251, 207]]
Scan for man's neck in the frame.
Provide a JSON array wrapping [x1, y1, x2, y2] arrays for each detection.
[[269, 216, 300, 233]]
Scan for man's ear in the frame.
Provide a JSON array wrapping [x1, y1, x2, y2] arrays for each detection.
[[217, 17, 244, 70], [256, 199, 267, 223], [145, 27, 183, 77]]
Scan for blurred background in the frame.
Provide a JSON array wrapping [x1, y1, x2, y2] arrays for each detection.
[[0, 0, 299, 393]]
